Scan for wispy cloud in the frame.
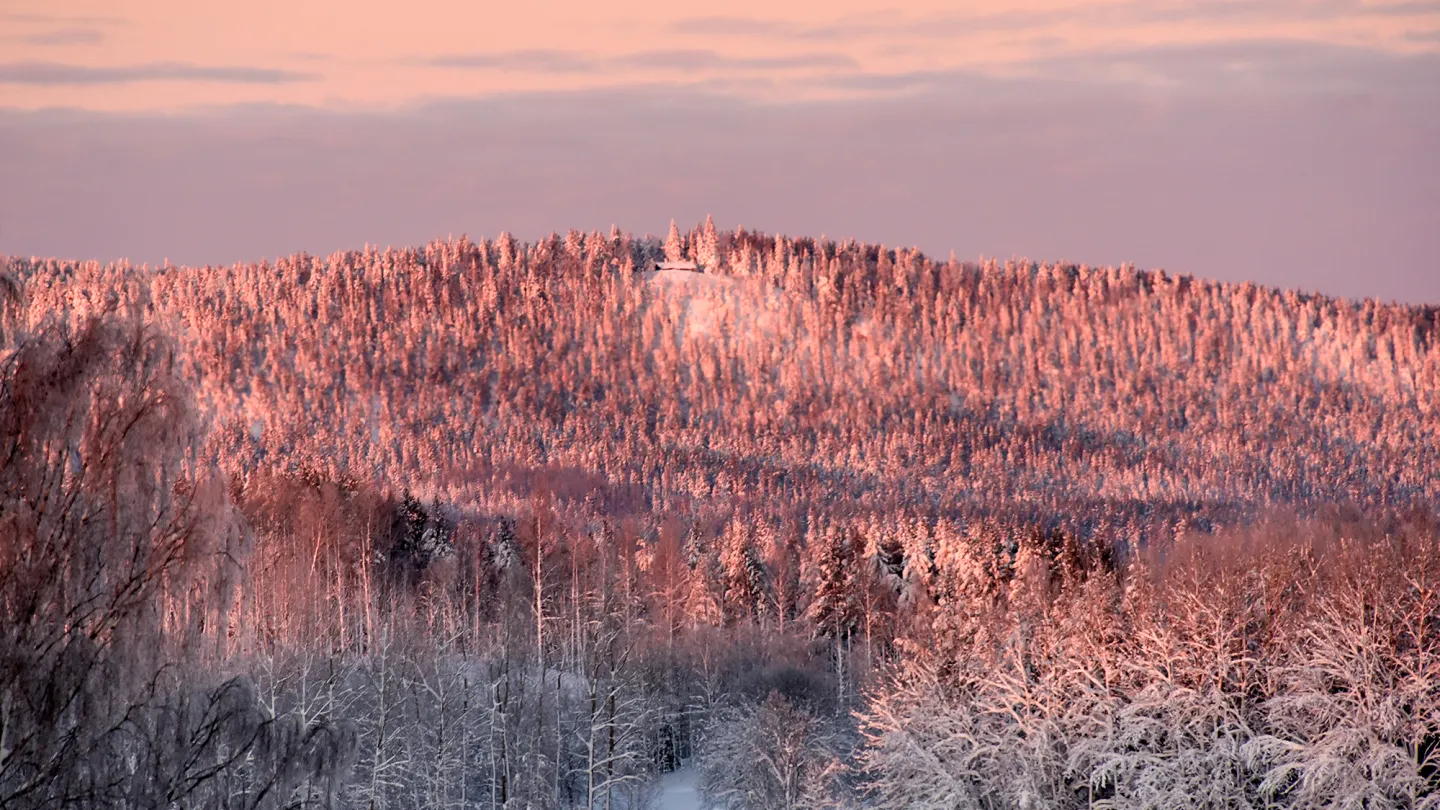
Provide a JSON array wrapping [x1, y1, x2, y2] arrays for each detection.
[[807, 38, 1440, 96], [427, 50, 597, 74], [1029, 38, 1440, 92], [424, 48, 857, 75], [0, 11, 126, 27], [1359, 0, 1440, 16], [612, 49, 857, 72], [0, 61, 320, 86], [14, 27, 107, 46], [287, 51, 336, 63], [663, 16, 854, 41], [671, 1, 1440, 43], [815, 70, 965, 93]]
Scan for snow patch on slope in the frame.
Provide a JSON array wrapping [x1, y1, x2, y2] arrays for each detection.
[[644, 270, 783, 345]]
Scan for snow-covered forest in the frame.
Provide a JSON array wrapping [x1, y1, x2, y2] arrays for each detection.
[[2, 221, 1438, 808]]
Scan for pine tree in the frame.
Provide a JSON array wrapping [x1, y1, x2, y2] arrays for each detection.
[[696, 214, 721, 271], [721, 521, 772, 626], [807, 524, 862, 700], [664, 219, 686, 263], [808, 524, 859, 642]]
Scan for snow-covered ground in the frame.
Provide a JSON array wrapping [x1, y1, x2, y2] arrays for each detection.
[[644, 269, 782, 344], [654, 768, 702, 810]]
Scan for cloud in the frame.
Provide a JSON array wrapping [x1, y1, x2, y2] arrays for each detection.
[[14, 27, 107, 46], [426, 50, 598, 74], [425, 48, 857, 76], [671, 1, 1440, 43], [663, 16, 854, 41], [611, 49, 857, 72], [1119, 0, 1354, 25], [807, 38, 1440, 97], [0, 61, 321, 86], [1359, 0, 1440, 16], [288, 51, 336, 63], [1027, 38, 1440, 94], [0, 11, 126, 26], [815, 69, 967, 93]]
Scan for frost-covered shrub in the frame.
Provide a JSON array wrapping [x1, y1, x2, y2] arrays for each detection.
[[858, 521, 1440, 810], [699, 692, 847, 810]]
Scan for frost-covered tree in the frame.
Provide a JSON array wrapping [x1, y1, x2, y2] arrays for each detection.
[[0, 317, 351, 809], [698, 692, 845, 810]]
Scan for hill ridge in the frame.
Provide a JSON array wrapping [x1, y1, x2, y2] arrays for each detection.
[[5, 225, 1438, 545]]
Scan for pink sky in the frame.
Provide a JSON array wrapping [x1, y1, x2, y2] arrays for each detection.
[[3, 0, 1436, 110], [1, 1, 1438, 302]]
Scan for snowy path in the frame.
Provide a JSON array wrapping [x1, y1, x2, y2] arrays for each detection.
[[654, 768, 702, 810]]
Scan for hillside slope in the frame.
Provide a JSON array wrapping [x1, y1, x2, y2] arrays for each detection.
[[7, 221, 1439, 545]]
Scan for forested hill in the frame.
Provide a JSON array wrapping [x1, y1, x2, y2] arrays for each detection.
[[7, 220, 1439, 543]]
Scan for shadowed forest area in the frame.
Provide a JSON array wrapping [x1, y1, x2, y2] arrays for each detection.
[[2, 222, 1438, 808]]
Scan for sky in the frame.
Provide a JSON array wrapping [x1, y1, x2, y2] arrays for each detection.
[[1, 1, 1437, 303]]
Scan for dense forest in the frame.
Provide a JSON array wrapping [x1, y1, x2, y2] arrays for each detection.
[[2, 221, 1438, 808]]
